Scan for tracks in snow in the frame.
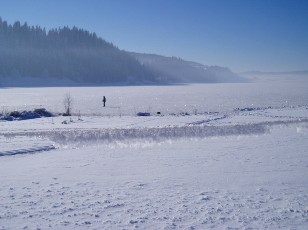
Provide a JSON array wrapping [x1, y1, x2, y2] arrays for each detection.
[[0, 145, 56, 157]]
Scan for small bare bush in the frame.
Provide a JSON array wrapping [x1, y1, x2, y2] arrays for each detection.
[[63, 93, 73, 116]]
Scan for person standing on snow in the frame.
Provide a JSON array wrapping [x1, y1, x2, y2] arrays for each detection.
[[102, 96, 106, 107]]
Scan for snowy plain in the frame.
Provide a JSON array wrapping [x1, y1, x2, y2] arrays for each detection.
[[0, 77, 308, 229]]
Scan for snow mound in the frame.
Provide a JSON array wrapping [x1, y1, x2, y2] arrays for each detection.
[[0, 108, 53, 121], [137, 112, 151, 116]]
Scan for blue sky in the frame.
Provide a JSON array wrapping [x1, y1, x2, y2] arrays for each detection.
[[1, 0, 307, 72]]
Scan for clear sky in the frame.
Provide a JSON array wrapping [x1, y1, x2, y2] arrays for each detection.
[[1, 0, 307, 72]]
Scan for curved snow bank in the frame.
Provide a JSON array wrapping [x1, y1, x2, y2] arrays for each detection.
[[0, 145, 56, 156]]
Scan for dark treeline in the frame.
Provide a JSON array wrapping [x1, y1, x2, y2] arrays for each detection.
[[0, 17, 157, 83]]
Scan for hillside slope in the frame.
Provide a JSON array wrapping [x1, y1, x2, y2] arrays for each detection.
[[130, 52, 246, 83]]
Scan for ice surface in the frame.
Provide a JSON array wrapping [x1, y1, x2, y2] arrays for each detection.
[[1, 80, 308, 116]]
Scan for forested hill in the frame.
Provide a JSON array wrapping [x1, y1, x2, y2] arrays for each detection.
[[0, 18, 245, 86], [130, 53, 246, 83], [0, 18, 157, 84]]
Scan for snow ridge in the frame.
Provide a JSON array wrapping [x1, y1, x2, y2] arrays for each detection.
[[3, 119, 308, 148], [48, 123, 269, 146]]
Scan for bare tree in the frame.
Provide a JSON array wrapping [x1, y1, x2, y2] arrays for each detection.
[[63, 93, 73, 116]]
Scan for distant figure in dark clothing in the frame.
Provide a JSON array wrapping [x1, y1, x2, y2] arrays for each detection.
[[102, 96, 106, 107]]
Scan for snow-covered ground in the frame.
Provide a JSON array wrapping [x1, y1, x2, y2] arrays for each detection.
[[0, 81, 308, 229]]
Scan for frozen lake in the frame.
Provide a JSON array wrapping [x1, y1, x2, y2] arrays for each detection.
[[1, 78, 308, 116]]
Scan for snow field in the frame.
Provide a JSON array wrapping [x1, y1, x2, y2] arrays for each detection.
[[0, 124, 307, 229], [1, 82, 308, 229]]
